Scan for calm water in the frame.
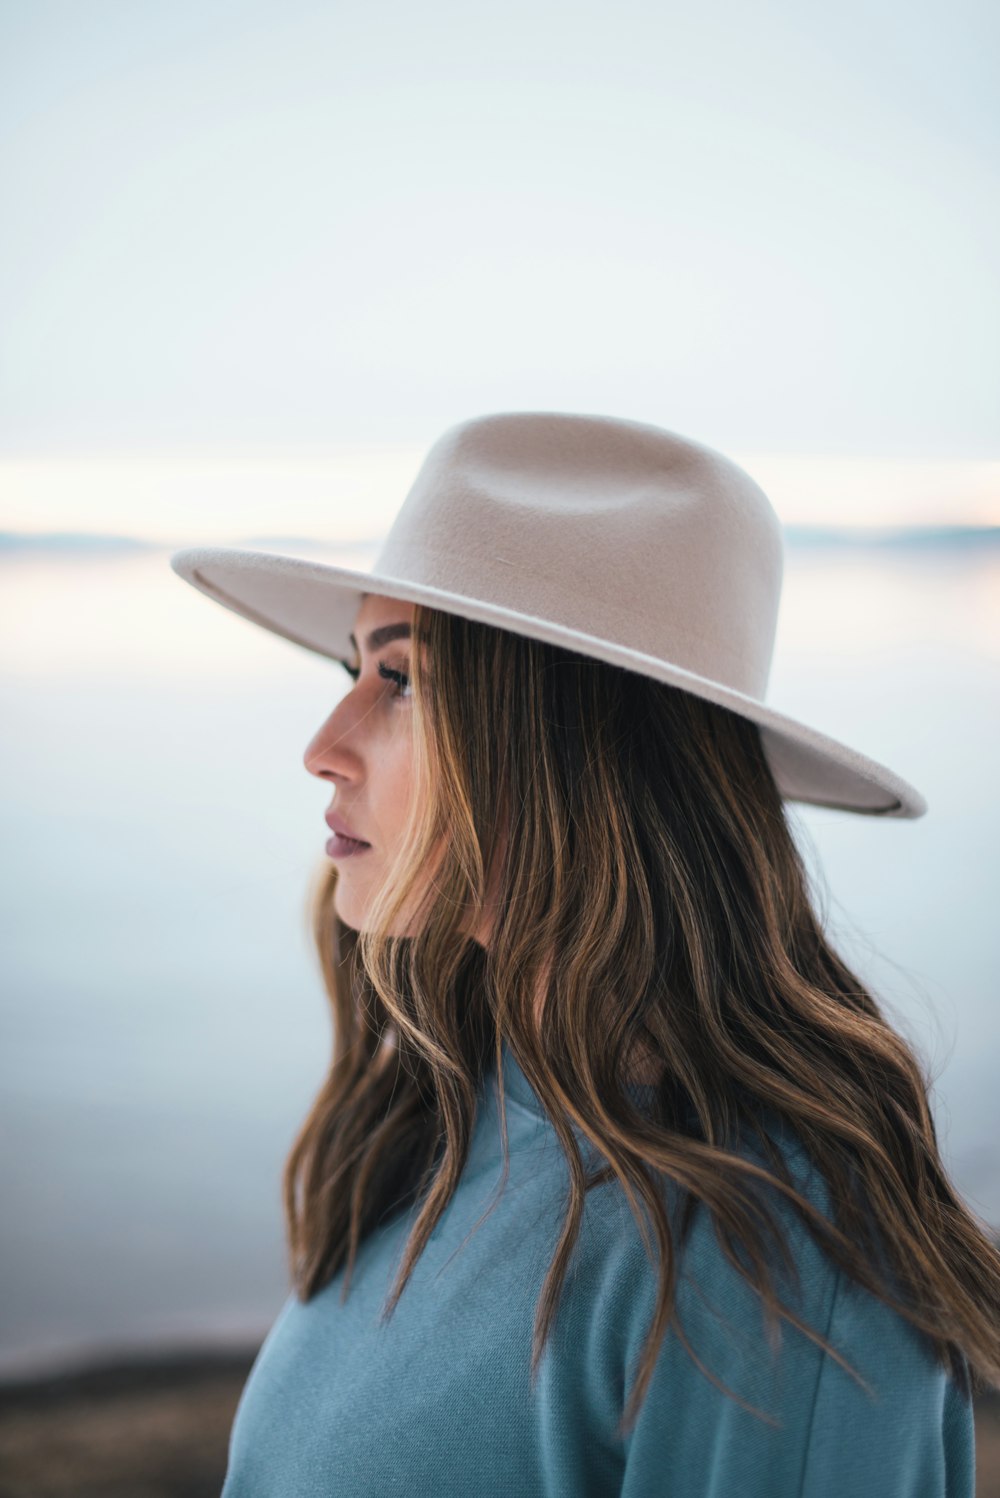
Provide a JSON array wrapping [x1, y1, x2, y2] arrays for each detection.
[[1, 540, 998, 1376]]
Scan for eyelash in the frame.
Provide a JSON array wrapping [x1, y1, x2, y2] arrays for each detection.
[[343, 659, 412, 699]]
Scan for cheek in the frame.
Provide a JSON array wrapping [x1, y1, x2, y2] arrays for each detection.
[[370, 731, 418, 835], [389, 745, 418, 821]]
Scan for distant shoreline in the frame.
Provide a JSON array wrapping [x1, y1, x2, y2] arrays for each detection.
[[0, 1322, 274, 1390], [0, 1343, 259, 1403], [2, 525, 1000, 555]]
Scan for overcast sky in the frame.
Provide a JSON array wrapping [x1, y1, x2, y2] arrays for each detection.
[[1, 0, 997, 533]]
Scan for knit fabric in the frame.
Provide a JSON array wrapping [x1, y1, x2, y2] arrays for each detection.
[[221, 1043, 974, 1496]]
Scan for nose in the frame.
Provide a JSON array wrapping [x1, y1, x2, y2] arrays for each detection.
[[303, 699, 361, 784]]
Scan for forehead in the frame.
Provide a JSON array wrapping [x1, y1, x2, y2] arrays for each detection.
[[354, 592, 416, 628]]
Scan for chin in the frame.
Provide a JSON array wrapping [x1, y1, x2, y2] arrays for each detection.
[[332, 873, 424, 940], [333, 889, 395, 937], [332, 886, 367, 933]]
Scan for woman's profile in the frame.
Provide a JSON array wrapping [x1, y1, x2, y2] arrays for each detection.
[[171, 411, 999, 1496]]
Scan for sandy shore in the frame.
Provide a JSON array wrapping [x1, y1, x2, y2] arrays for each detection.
[[0, 1348, 252, 1498], [0, 1346, 998, 1497]]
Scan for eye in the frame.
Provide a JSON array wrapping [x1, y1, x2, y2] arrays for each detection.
[[377, 660, 411, 699], [339, 658, 411, 699]]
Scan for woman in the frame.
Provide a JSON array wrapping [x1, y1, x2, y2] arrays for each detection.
[[172, 411, 999, 1496]]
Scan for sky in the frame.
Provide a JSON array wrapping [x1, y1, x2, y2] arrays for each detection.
[[1, 0, 998, 536]]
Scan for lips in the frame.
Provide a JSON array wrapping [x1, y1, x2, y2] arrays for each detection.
[[324, 810, 371, 846]]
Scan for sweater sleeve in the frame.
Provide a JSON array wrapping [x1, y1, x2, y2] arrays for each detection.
[[796, 1268, 975, 1497], [616, 1222, 976, 1498]]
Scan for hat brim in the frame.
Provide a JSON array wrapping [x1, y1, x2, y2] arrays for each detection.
[[170, 546, 927, 820]]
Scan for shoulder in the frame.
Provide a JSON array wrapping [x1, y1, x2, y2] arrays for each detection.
[[592, 1116, 843, 1398], [578, 1118, 975, 1495]]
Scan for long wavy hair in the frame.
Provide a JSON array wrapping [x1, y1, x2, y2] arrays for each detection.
[[283, 602, 1000, 1437]]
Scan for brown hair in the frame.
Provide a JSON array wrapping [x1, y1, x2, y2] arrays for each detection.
[[283, 603, 1000, 1438]]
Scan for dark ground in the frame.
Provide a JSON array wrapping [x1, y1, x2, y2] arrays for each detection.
[[0, 1348, 997, 1497]]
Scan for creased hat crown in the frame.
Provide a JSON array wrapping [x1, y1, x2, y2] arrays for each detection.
[[375, 411, 785, 699]]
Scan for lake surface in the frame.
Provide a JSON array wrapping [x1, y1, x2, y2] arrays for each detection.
[[1, 539, 998, 1376]]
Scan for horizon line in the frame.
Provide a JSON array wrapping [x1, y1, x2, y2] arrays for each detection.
[[2, 523, 1000, 554]]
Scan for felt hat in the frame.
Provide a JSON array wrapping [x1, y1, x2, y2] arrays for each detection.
[[170, 410, 926, 818]]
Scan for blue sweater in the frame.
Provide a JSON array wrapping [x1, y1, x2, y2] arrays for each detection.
[[222, 1042, 974, 1496]]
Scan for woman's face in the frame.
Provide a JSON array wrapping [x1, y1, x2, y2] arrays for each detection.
[[303, 593, 425, 934]]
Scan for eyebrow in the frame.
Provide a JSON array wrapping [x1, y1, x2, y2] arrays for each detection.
[[348, 622, 412, 654]]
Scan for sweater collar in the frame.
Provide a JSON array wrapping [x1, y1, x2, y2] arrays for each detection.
[[497, 1040, 658, 1118]]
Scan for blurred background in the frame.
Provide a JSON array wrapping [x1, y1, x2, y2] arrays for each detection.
[[1, 0, 998, 1491]]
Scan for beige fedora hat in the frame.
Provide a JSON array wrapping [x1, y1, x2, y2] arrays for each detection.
[[170, 410, 926, 818]]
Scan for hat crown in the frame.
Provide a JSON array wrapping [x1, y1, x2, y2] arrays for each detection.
[[374, 411, 785, 700]]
